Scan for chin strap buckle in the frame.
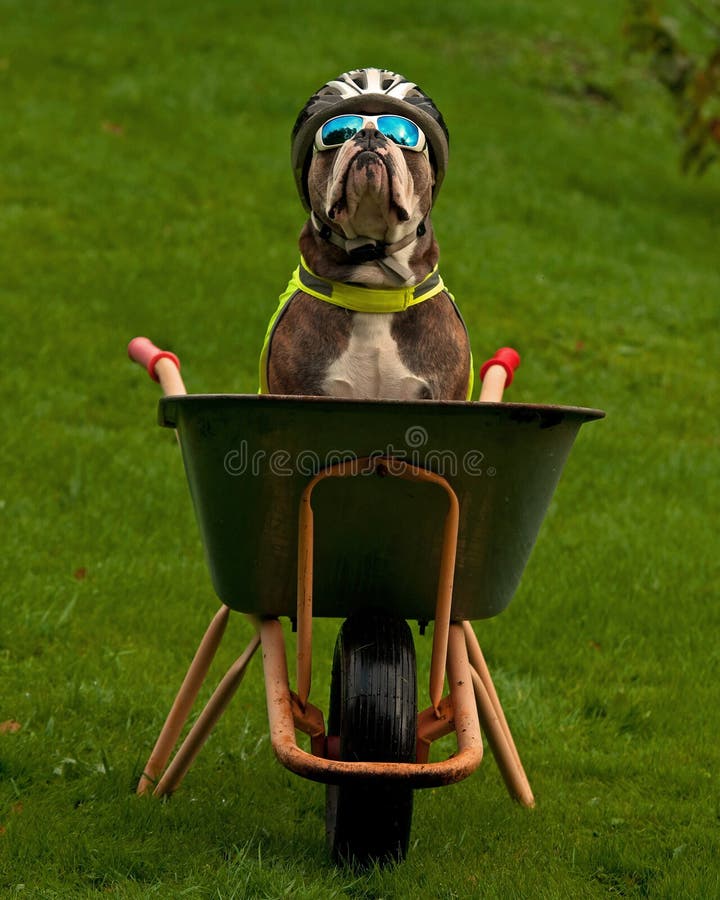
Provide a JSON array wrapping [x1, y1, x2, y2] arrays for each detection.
[[347, 240, 386, 262]]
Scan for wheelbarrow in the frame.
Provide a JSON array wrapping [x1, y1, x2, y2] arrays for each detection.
[[128, 337, 603, 865]]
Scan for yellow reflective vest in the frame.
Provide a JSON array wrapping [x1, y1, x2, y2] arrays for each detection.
[[259, 257, 473, 398]]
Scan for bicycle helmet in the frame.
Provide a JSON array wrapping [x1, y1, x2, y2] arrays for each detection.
[[291, 67, 450, 212]]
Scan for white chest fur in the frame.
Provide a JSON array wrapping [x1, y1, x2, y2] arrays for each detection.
[[321, 313, 429, 400]]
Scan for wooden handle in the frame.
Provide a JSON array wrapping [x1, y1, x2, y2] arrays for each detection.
[[128, 336, 186, 396], [478, 347, 520, 403]]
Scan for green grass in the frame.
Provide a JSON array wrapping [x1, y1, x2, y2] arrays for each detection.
[[2, 0, 719, 895]]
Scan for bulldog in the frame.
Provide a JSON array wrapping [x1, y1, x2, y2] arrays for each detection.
[[260, 67, 473, 401]]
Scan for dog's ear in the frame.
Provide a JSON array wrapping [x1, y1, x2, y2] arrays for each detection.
[[404, 151, 435, 210], [306, 151, 337, 221]]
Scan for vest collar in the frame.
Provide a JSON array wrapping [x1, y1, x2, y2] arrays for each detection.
[[296, 256, 445, 313]]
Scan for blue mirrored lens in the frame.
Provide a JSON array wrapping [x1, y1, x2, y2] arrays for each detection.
[[377, 115, 421, 147], [320, 115, 364, 146], [318, 114, 423, 149]]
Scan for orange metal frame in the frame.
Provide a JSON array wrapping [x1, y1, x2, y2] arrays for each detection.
[[137, 456, 534, 807], [296, 456, 458, 714]]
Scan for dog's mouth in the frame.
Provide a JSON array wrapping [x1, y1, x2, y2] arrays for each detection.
[[326, 145, 412, 231]]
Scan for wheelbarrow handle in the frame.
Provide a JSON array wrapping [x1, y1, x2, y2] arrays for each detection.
[[128, 336, 187, 396], [478, 347, 520, 403]]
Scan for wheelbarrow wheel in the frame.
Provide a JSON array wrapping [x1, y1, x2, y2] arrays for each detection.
[[326, 611, 417, 867]]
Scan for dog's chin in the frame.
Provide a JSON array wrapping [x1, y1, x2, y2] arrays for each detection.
[[345, 153, 391, 212], [334, 154, 404, 238]]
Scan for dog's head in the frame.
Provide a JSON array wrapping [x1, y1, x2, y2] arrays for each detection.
[[291, 68, 449, 247]]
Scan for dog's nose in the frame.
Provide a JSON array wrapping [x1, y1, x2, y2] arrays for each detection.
[[355, 128, 385, 149]]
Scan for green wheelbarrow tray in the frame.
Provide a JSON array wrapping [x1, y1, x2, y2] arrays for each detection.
[[159, 393, 604, 622]]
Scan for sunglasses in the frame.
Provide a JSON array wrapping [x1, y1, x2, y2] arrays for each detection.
[[314, 114, 427, 152]]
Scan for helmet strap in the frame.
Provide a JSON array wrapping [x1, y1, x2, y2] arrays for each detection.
[[310, 212, 425, 284]]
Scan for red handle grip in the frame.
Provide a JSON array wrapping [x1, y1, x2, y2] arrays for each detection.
[[128, 336, 181, 383], [479, 347, 521, 387]]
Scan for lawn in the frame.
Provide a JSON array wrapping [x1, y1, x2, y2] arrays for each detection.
[[1, 0, 719, 896]]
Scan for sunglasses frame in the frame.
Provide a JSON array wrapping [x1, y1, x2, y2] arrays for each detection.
[[314, 113, 427, 153]]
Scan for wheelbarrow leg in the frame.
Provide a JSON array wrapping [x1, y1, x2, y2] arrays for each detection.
[[462, 621, 535, 807], [137, 605, 231, 795], [153, 632, 261, 796]]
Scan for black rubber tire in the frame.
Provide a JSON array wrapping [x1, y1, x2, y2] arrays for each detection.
[[325, 612, 417, 867]]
